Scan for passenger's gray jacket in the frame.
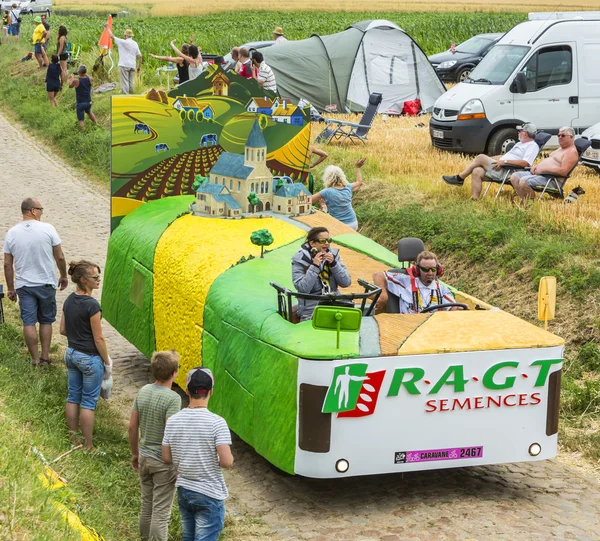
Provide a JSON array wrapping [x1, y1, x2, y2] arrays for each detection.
[[291, 245, 352, 320]]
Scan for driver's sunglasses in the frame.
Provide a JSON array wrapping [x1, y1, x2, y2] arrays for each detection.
[[32, 207, 44, 212], [315, 238, 333, 244], [89, 274, 101, 280], [417, 265, 437, 273]]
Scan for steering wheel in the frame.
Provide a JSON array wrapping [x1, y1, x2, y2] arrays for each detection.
[[420, 302, 470, 313]]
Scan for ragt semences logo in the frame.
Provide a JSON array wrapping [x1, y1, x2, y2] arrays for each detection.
[[322, 364, 386, 417]]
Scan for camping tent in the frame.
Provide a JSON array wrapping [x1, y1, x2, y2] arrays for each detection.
[[262, 20, 446, 114]]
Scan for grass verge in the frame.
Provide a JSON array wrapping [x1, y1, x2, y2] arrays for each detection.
[[0, 305, 266, 539]]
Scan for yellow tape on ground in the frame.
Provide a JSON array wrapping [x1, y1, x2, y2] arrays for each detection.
[[153, 215, 305, 388]]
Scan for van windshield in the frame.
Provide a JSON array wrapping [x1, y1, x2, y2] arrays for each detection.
[[466, 45, 529, 85]]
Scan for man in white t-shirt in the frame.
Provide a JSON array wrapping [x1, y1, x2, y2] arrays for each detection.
[[273, 26, 288, 45], [373, 251, 458, 314], [3, 198, 68, 366], [442, 123, 539, 199], [162, 368, 233, 541], [105, 24, 142, 94]]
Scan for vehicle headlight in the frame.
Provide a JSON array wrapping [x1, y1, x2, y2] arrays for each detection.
[[439, 60, 457, 69], [457, 99, 486, 121]]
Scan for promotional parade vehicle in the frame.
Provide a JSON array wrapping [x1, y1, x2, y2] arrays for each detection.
[[103, 200, 564, 478], [104, 67, 563, 478]]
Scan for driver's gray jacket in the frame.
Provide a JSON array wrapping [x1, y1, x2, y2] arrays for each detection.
[[292, 245, 351, 320]]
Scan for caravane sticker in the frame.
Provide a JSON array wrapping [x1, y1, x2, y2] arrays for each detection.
[[394, 446, 484, 464], [322, 359, 561, 417]]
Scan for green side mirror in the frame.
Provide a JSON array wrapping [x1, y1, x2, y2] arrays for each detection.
[[312, 306, 362, 349]]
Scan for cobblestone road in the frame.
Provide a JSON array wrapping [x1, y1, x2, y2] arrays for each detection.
[[1, 112, 600, 540]]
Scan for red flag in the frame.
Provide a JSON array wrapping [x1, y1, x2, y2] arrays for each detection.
[[98, 15, 113, 50]]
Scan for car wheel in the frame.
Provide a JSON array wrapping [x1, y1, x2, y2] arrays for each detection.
[[487, 127, 518, 156], [456, 68, 472, 83]]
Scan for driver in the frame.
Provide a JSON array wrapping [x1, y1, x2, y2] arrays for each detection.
[[292, 226, 351, 321], [373, 251, 456, 314]]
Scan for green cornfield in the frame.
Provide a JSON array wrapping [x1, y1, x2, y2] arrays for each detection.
[[42, 10, 525, 70]]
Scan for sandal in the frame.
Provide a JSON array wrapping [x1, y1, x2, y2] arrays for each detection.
[[39, 358, 52, 366], [31, 358, 40, 367]]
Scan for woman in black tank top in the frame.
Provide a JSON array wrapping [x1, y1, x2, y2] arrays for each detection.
[[150, 43, 190, 86]]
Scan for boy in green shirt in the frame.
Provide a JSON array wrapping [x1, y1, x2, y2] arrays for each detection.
[[129, 350, 182, 541]]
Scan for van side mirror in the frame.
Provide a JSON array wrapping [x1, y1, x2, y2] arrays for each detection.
[[510, 72, 527, 94]]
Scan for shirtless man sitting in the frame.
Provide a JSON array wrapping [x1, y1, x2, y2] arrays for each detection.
[[510, 126, 579, 200]]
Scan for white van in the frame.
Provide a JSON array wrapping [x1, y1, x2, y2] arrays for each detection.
[[1, 0, 52, 17], [430, 13, 600, 155]]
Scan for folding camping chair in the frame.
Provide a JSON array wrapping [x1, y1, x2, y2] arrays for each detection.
[[66, 43, 81, 67], [316, 93, 383, 146], [481, 132, 552, 199], [531, 138, 591, 201]]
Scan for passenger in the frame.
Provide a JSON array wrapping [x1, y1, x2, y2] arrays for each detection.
[[170, 40, 203, 81], [292, 227, 351, 321], [150, 43, 190, 85], [373, 251, 456, 314], [510, 126, 579, 200], [442, 123, 539, 199], [311, 158, 366, 231]]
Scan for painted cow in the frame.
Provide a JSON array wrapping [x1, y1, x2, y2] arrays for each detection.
[[155, 143, 169, 153], [200, 133, 218, 147], [134, 123, 151, 134]]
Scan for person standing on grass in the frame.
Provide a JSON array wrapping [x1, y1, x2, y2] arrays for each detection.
[[150, 43, 191, 85], [46, 54, 61, 107], [41, 14, 50, 53], [2, 11, 10, 41], [129, 350, 181, 541], [60, 260, 110, 451], [162, 368, 234, 541], [311, 158, 366, 231], [68, 65, 97, 130], [3, 198, 68, 367], [56, 25, 69, 84], [170, 40, 203, 81], [32, 15, 49, 69], [8, 3, 20, 43], [104, 23, 142, 94]]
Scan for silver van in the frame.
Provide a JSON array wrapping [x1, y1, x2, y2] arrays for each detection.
[[2, 0, 52, 16]]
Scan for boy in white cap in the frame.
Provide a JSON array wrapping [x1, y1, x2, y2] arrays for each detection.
[[162, 367, 233, 541]]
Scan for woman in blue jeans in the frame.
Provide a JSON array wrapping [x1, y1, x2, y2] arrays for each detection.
[[60, 260, 110, 450]]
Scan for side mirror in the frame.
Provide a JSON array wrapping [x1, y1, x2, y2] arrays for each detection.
[[510, 72, 527, 94], [538, 276, 556, 331]]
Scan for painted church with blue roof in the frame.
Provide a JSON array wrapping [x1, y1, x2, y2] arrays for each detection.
[[192, 119, 311, 217]]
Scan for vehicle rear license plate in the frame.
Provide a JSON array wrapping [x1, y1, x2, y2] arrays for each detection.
[[432, 129, 444, 139], [585, 149, 599, 160]]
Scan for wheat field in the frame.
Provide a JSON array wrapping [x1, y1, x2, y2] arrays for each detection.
[[55, 0, 600, 16], [318, 114, 600, 237]]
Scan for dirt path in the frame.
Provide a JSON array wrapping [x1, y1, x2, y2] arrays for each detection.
[[1, 111, 600, 540]]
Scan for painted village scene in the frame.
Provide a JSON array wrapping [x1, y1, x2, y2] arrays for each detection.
[[111, 64, 313, 230]]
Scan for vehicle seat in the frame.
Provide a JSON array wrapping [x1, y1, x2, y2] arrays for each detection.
[[385, 238, 425, 313]]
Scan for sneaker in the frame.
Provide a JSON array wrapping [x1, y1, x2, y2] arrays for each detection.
[[442, 175, 464, 186]]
